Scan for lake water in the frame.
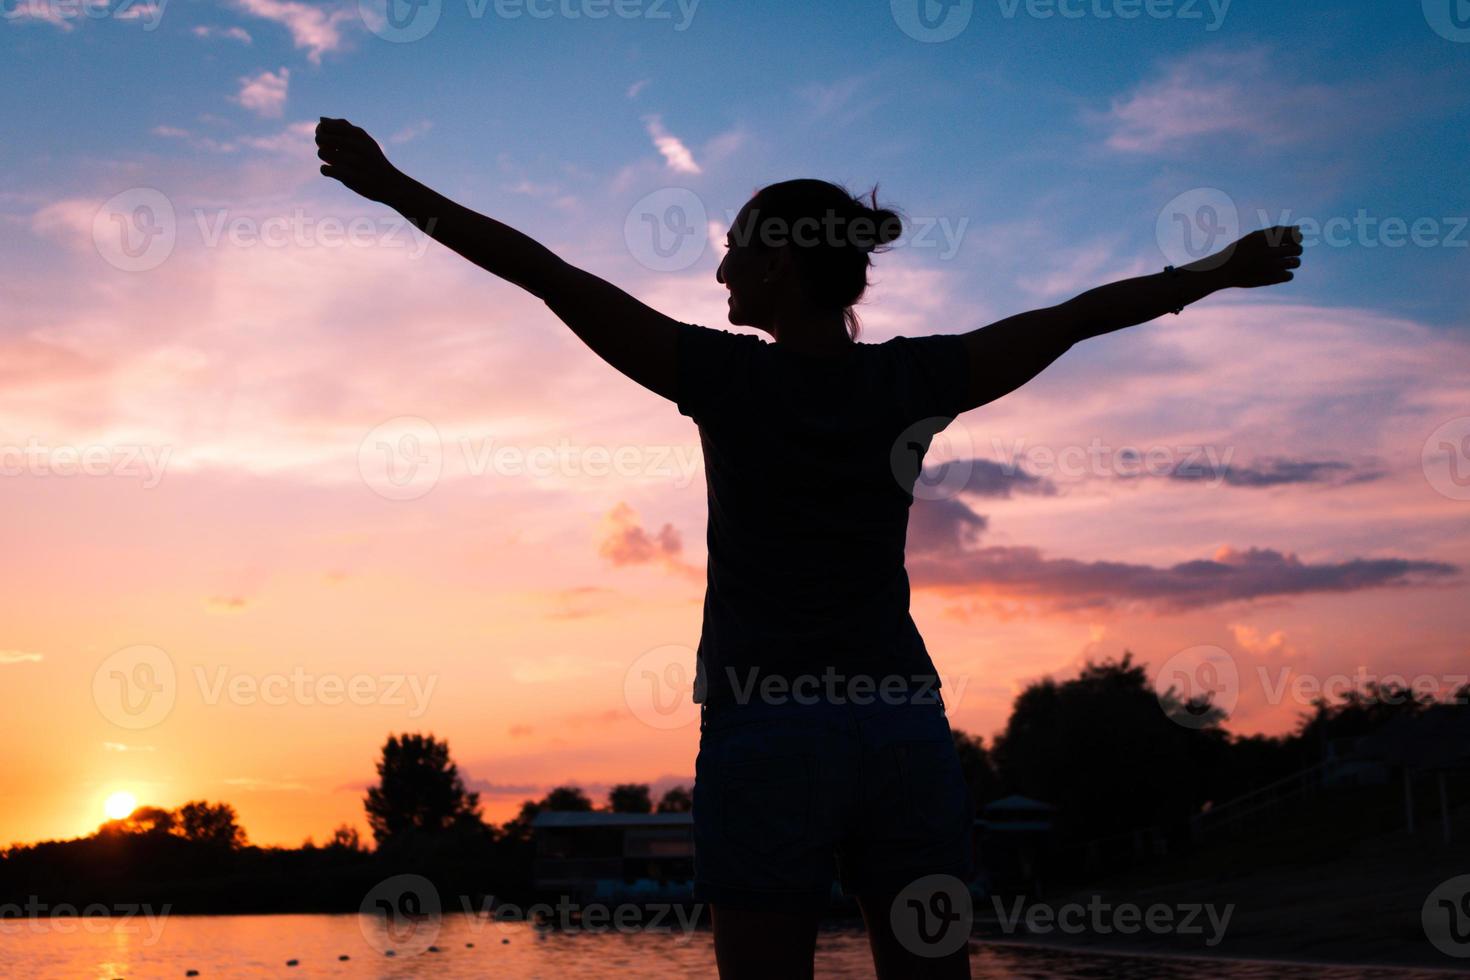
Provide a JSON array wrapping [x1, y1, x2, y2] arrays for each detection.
[[0, 914, 1455, 978]]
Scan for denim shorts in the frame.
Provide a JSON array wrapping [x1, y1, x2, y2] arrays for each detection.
[[691, 685, 974, 911]]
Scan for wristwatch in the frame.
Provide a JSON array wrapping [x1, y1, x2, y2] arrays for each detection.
[[1163, 265, 1184, 315]]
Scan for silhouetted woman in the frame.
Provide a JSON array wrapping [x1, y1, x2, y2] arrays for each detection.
[[315, 117, 1303, 980]]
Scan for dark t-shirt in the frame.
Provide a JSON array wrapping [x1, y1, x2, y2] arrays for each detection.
[[674, 322, 970, 706]]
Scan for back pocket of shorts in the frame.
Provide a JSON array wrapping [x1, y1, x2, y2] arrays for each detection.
[[896, 739, 972, 844], [719, 754, 813, 857]]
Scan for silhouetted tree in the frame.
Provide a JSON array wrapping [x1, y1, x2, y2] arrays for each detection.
[[951, 729, 997, 812], [174, 801, 247, 848], [1211, 732, 1303, 805], [541, 786, 594, 812], [98, 806, 175, 838], [990, 653, 1227, 843], [364, 733, 484, 848], [1295, 681, 1434, 750], [608, 783, 653, 813], [327, 824, 365, 852], [656, 786, 693, 813], [496, 785, 595, 852]]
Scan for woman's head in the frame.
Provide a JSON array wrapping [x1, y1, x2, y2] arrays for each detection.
[[716, 179, 902, 340]]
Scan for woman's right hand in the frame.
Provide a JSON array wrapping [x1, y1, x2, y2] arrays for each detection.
[[1204, 225, 1305, 289], [315, 117, 403, 204]]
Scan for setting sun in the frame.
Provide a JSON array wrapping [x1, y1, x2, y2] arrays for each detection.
[[103, 792, 137, 822]]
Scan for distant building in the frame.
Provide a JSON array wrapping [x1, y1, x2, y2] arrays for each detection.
[[530, 812, 694, 904], [975, 795, 1056, 898], [1353, 705, 1470, 842]]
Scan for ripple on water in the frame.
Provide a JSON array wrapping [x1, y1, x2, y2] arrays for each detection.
[[0, 913, 1453, 979]]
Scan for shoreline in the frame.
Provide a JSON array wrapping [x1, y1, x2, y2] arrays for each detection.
[[969, 935, 1470, 975], [11, 907, 1462, 974]]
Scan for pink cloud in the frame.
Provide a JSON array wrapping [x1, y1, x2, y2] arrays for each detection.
[[909, 534, 1457, 615], [235, 68, 290, 119], [1094, 47, 1359, 154], [643, 115, 702, 175], [193, 24, 253, 43], [599, 502, 684, 567], [230, 0, 352, 63]]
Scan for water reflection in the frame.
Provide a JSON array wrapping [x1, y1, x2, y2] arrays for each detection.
[[0, 914, 1453, 978]]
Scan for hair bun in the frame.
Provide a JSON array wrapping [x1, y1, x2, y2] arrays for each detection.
[[853, 187, 902, 253], [868, 206, 903, 249]]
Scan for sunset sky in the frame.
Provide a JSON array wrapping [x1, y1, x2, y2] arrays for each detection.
[[2, 0, 1468, 848]]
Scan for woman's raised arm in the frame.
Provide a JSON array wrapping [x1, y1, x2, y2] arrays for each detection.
[[954, 226, 1305, 413], [315, 117, 677, 401]]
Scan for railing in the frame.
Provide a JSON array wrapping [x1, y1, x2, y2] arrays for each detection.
[[531, 857, 623, 885], [1190, 759, 1335, 838]]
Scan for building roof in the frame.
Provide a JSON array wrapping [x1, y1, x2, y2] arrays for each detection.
[[1355, 706, 1470, 770], [983, 795, 1056, 813], [531, 811, 694, 829]]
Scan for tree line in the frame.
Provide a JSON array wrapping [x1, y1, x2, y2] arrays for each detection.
[[2, 653, 1463, 911]]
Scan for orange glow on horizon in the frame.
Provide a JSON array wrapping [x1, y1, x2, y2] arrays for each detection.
[[103, 791, 138, 821]]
